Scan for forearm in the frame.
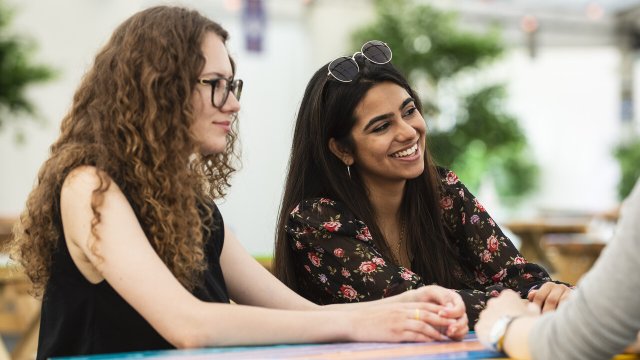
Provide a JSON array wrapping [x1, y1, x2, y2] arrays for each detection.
[[182, 302, 350, 348]]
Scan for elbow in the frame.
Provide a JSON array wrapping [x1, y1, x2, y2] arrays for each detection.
[[169, 330, 211, 349]]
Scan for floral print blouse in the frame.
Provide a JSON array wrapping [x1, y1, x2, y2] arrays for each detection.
[[285, 168, 564, 328]]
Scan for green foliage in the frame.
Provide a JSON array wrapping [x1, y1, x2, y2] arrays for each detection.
[[0, 0, 54, 131], [352, 0, 538, 204], [614, 138, 640, 200]]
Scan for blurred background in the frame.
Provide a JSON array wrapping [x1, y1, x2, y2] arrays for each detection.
[[0, 0, 640, 356]]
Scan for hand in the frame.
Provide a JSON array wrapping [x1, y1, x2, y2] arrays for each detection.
[[527, 282, 572, 313], [476, 290, 540, 347], [624, 331, 640, 354], [405, 285, 468, 340], [349, 302, 462, 343]]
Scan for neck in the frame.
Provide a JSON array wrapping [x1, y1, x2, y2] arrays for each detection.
[[365, 178, 406, 223]]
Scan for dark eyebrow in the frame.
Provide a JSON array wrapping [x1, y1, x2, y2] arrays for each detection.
[[200, 71, 233, 80], [363, 97, 416, 131]]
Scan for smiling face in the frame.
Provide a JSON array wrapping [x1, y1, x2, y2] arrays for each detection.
[[337, 81, 427, 190], [191, 32, 240, 155]]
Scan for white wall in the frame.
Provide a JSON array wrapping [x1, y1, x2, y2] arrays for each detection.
[[0, 0, 632, 256]]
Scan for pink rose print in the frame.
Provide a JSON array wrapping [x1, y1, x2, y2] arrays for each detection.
[[356, 226, 373, 241], [359, 261, 377, 274], [304, 265, 311, 272], [400, 269, 415, 281], [475, 270, 488, 284], [372, 257, 386, 266], [470, 215, 480, 224], [480, 250, 492, 263], [295, 241, 304, 250], [461, 212, 466, 225], [341, 268, 351, 277], [522, 273, 533, 280], [490, 290, 500, 297], [492, 268, 507, 282], [319, 198, 332, 204], [340, 285, 358, 300], [488, 218, 495, 227], [308, 252, 321, 267], [291, 204, 300, 214], [487, 235, 499, 253], [446, 171, 459, 185], [459, 189, 465, 199], [318, 274, 328, 283], [323, 221, 342, 232], [474, 198, 485, 212], [440, 196, 454, 210], [333, 248, 345, 258], [514, 256, 526, 265]]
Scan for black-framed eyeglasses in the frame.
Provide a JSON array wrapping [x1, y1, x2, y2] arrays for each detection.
[[327, 40, 393, 83], [197, 77, 243, 108]]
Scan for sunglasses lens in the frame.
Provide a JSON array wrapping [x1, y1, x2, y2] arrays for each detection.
[[328, 56, 359, 82], [362, 40, 392, 64]]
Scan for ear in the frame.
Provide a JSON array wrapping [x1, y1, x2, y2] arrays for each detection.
[[328, 138, 354, 166]]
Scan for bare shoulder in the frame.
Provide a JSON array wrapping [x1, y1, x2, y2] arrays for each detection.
[[63, 165, 109, 193]]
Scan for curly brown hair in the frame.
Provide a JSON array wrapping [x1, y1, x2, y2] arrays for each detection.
[[9, 6, 240, 296]]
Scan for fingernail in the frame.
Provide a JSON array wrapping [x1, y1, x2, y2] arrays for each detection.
[[446, 302, 454, 308]]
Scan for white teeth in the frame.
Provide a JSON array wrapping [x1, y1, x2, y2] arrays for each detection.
[[391, 144, 418, 158]]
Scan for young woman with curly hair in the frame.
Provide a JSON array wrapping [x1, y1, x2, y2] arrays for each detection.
[[9, 6, 468, 359]]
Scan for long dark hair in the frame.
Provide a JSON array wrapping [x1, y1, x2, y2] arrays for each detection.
[[274, 56, 465, 293]]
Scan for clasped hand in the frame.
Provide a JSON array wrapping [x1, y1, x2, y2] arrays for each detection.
[[403, 285, 469, 341]]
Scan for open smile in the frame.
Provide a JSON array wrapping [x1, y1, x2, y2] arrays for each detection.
[[390, 143, 419, 158]]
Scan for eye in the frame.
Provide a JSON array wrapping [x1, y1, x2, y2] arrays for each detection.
[[403, 106, 418, 118], [372, 122, 391, 133]]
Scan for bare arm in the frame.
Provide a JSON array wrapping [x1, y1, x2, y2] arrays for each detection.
[[61, 166, 452, 348]]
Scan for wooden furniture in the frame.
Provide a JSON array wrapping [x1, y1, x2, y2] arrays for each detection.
[[0, 216, 40, 360], [505, 218, 590, 273], [543, 234, 607, 284]]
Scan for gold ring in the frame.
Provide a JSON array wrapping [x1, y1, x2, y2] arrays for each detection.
[[415, 308, 420, 321]]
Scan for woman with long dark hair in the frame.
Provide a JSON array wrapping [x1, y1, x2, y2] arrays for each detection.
[[274, 41, 570, 328]]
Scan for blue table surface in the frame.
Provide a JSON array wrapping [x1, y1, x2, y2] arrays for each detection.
[[54, 333, 504, 360]]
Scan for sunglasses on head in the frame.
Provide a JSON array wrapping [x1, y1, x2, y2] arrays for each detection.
[[327, 40, 392, 83]]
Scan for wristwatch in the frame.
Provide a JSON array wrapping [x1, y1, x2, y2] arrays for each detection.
[[487, 315, 518, 353]]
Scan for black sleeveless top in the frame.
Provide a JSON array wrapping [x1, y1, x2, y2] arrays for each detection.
[[36, 205, 230, 359]]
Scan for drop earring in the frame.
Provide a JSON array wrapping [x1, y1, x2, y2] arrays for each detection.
[[347, 165, 351, 179]]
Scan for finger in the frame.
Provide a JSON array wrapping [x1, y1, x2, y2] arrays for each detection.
[[438, 300, 465, 318], [408, 319, 448, 341], [447, 323, 469, 341], [411, 308, 456, 327], [542, 286, 565, 312], [532, 283, 552, 307], [558, 288, 572, 304], [446, 314, 469, 340], [527, 289, 537, 302]]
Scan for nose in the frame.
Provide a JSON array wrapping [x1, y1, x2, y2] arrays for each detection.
[[220, 92, 241, 114], [396, 119, 419, 143]]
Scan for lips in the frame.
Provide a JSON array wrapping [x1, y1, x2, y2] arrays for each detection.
[[390, 143, 418, 158]]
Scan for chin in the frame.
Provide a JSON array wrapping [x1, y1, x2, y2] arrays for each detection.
[[200, 142, 227, 156]]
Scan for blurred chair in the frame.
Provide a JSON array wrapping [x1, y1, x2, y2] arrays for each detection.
[[0, 217, 40, 360]]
